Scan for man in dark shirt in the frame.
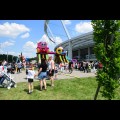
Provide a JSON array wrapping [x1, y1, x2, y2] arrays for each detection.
[[68, 60, 73, 74]]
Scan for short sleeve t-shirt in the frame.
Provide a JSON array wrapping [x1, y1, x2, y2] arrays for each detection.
[[39, 64, 48, 72], [27, 70, 35, 79], [69, 61, 73, 68]]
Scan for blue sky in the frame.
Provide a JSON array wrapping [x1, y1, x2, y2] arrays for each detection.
[[0, 20, 93, 58]]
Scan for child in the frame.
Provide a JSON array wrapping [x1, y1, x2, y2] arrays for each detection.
[[26, 64, 36, 94]]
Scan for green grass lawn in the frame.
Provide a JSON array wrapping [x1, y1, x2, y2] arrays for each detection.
[[0, 77, 120, 100]]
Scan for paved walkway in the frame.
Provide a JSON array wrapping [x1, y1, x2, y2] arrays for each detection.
[[10, 69, 96, 83]]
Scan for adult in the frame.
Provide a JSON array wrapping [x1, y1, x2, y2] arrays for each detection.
[[85, 62, 89, 73], [68, 60, 73, 74], [48, 56, 55, 86], [17, 60, 22, 73], [83, 61, 86, 73], [38, 60, 48, 91]]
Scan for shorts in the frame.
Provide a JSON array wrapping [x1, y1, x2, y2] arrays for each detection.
[[28, 78, 33, 83], [48, 69, 54, 76], [38, 72, 47, 80], [47, 70, 49, 76]]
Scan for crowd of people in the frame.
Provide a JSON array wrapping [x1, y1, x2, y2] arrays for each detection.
[[0, 57, 103, 94], [26, 56, 77, 94], [74, 61, 103, 73], [26, 59, 104, 94], [50, 60, 103, 74]]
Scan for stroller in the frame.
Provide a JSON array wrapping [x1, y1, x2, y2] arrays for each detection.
[[1, 72, 17, 89]]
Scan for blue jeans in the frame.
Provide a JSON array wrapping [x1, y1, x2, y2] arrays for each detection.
[[0, 76, 6, 85]]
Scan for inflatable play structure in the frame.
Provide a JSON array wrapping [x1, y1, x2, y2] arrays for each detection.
[[36, 42, 69, 64], [54, 47, 69, 64]]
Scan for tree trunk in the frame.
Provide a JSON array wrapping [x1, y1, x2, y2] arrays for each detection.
[[94, 84, 101, 100]]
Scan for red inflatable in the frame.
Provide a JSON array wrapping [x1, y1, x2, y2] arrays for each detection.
[[37, 42, 49, 54]]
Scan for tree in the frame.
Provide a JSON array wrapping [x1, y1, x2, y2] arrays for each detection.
[[0, 54, 18, 63], [91, 20, 120, 100]]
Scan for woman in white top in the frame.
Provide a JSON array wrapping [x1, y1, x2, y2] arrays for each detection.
[[48, 56, 55, 87]]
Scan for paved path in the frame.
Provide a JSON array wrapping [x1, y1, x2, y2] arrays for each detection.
[[10, 70, 96, 83]]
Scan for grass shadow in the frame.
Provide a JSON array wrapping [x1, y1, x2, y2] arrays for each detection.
[[24, 89, 28, 93], [34, 83, 51, 90], [34, 85, 40, 91], [46, 83, 51, 86]]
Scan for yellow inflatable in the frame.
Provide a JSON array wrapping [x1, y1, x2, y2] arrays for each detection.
[[56, 47, 62, 54], [37, 48, 40, 53]]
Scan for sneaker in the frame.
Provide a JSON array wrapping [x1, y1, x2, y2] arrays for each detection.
[[31, 90, 33, 92], [40, 89, 42, 91], [51, 84, 54, 87], [44, 88, 47, 90], [27, 92, 32, 94]]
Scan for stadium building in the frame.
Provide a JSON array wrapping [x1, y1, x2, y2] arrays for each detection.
[[54, 31, 97, 62]]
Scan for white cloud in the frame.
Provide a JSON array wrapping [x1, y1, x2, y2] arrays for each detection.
[[75, 22, 93, 34], [8, 51, 16, 55], [38, 34, 50, 44], [22, 41, 37, 58], [0, 49, 4, 54], [38, 34, 63, 51], [1, 40, 15, 48], [9, 40, 15, 43], [38, 34, 63, 45], [8, 51, 19, 56], [0, 22, 30, 38], [55, 36, 63, 45], [23, 41, 36, 52], [21, 32, 30, 38], [63, 20, 71, 25], [22, 52, 36, 58]]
